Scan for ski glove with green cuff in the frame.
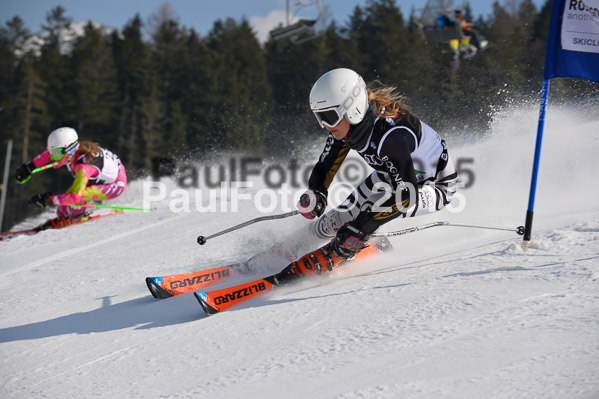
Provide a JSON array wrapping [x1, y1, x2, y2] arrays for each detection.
[[15, 161, 35, 184]]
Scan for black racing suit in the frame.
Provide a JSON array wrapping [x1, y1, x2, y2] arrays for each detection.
[[308, 105, 458, 237]]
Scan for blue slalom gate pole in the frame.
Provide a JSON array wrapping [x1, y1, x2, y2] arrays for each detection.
[[522, 79, 551, 248]]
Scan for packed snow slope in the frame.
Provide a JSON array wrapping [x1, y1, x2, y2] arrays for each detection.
[[1, 104, 598, 399]]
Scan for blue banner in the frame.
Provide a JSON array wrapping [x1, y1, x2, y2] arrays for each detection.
[[544, 0, 599, 82]]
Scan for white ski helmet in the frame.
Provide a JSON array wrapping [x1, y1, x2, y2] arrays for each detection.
[[309, 68, 368, 128], [47, 127, 79, 164]]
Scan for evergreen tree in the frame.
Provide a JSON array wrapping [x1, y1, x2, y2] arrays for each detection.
[[265, 29, 321, 111], [147, 3, 187, 157], [205, 18, 271, 151], [0, 17, 27, 113], [264, 22, 332, 148], [485, 1, 529, 93], [401, 13, 436, 113], [179, 28, 221, 152], [320, 20, 355, 71], [111, 14, 152, 172], [12, 59, 48, 162], [345, 4, 368, 74], [139, 77, 167, 171], [38, 6, 74, 129], [70, 22, 119, 142], [355, 0, 411, 84], [0, 17, 34, 159]]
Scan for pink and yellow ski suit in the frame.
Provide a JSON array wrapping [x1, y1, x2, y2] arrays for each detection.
[[32, 147, 127, 217]]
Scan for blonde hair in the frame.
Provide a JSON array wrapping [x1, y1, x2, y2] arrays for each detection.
[[367, 82, 421, 136], [76, 141, 102, 163]]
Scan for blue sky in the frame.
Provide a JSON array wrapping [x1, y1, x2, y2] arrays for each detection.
[[2, 0, 547, 42]]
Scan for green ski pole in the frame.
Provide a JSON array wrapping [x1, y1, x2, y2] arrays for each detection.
[[65, 203, 151, 211], [18, 162, 60, 184]]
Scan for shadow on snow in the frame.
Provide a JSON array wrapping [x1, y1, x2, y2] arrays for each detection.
[[0, 292, 207, 343]]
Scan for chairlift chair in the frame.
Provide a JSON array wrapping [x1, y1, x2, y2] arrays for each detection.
[[421, 24, 464, 43], [269, 19, 318, 44], [417, 0, 478, 63], [421, 24, 472, 57], [269, 0, 323, 44]]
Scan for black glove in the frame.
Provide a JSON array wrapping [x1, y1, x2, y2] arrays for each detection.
[[297, 189, 327, 219], [328, 222, 370, 259], [29, 192, 53, 209], [15, 161, 35, 184]]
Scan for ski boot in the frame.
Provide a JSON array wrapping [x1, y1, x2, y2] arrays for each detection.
[[271, 224, 391, 286]]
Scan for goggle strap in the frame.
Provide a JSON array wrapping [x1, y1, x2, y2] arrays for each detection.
[[50, 140, 78, 160], [65, 140, 78, 155]]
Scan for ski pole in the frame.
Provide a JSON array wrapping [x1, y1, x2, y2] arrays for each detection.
[[65, 203, 151, 211], [18, 162, 60, 184], [33, 163, 58, 173], [371, 221, 525, 238], [197, 210, 299, 245]]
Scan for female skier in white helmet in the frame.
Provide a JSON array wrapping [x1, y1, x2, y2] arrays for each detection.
[[15, 127, 127, 220], [281, 68, 459, 279]]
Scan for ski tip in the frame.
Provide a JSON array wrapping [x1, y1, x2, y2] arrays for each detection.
[[145, 277, 172, 299], [194, 292, 219, 316]]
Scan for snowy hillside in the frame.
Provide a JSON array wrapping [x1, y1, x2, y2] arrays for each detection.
[[1, 104, 598, 399]]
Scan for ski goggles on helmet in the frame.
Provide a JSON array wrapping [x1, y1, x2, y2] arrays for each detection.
[[313, 78, 366, 128], [49, 141, 78, 161]]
